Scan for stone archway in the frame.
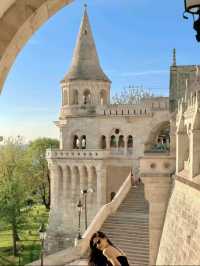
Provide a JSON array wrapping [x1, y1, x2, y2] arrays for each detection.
[[0, 0, 74, 92], [144, 121, 170, 152]]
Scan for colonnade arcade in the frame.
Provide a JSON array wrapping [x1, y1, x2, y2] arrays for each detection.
[[71, 133, 134, 154], [49, 163, 98, 209]]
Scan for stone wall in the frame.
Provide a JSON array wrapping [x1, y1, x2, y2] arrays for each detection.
[[140, 154, 175, 265], [157, 176, 200, 265], [106, 165, 131, 201]]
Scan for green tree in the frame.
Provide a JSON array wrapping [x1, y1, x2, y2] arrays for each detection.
[[0, 137, 33, 256], [27, 138, 59, 209]]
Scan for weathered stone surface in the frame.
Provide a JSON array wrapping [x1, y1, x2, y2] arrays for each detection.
[[0, 0, 74, 91], [157, 177, 200, 266]]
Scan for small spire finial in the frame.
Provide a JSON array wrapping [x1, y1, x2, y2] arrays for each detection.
[[172, 48, 176, 66], [84, 3, 87, 10]]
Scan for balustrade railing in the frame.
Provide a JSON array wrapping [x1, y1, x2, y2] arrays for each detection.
[[46, 148, 134, 159]]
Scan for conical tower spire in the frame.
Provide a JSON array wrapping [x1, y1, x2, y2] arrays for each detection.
[[64, 6, 110, 82], [172, 48, 176, 66]]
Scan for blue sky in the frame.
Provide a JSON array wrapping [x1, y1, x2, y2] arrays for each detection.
[[0, 0, 200, 141]]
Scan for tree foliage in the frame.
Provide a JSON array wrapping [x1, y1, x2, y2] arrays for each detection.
[[112, 85, 155, 104], [0, 137, 33, 256], [27, 138, 59, 209]]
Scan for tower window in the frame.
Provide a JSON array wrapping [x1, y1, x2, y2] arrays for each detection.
[[83, 90, 91, 104], [115, 129, 120, 134]]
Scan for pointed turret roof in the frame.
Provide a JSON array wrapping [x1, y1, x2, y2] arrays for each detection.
[[64, 5, 110, 82], [172, 48, 176, 66]]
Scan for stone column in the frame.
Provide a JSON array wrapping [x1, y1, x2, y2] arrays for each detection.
[[71, 169, 78, 202], [106, 135, 109, 150], [88, 167, 94, 204], [62, 165, 71, 230], [190, 129, 200, 178], [97, 166, 107, 208], [124, 136, 128, 155], [141, 175, 172, 266], [170, 114, 176, 155], [176, 131, 188, 173], [79, 166, 87, 192], [45, 164, 64, 254], [48, 164, 61, 229]]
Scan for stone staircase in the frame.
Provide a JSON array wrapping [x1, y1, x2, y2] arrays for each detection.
[[101, 184, 149, 266], [67, 184, 149, 266]]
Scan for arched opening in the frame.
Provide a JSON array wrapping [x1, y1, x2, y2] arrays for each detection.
[[100, 90, 107, 105], [0, 0, 74, 93], [81, 166, 88, 191], [57, 165, 64, 204], [64, 166, 71, 206], [73, 135, 80, 149], [127, 135, 133, 155], [81, 135, 86, 149], [73, 89, 79, 105], [118, 135, 125, 148], [118, 135, 125, 154], [83, 90, 91, 104], [72, 166, 80, 200], [101, 136, 106, 150], [145, 121, 170, 152], [110, 135, 117, 148]]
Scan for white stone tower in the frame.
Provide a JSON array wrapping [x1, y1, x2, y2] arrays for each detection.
[[59, 5, 111, 126], [45, 6, 111, 254]]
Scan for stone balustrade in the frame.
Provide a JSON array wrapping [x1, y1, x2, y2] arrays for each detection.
[[27, 173, 132, 266], [46, 149, 108, 159], [46, 149, 134, 159], [60, 98, 169, 118], [99, 104, 152, 116]]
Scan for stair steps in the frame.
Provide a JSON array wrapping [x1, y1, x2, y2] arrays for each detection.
[[100, 184, 149, 266]]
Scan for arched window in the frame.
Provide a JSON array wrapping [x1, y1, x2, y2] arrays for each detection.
[[63, 89, 68, 106], [73, 135, 80, 149], [156, 127, 170, 151], [118, 135, 125, 148], [81, 135, 86, 149], [127, 135, 133, 148], [110, 135, 117, 148], [101, 136, 106, 149], [100, 90, 107, 105], [73, 90, 78, 105], [83, 90, 91, 104]]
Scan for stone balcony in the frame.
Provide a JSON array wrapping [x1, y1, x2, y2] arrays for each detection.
[[140, 153, 176, 178], [60, 100, 169, 118], [46, 148, 134, 160]]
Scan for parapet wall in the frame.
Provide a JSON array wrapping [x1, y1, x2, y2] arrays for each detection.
[[157, 176, 200, 265]]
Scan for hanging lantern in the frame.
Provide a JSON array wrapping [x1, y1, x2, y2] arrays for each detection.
[[184, 0, 200, 14]]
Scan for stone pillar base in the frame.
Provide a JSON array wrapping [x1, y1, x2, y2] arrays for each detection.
[[44, 231, 76, 255]]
